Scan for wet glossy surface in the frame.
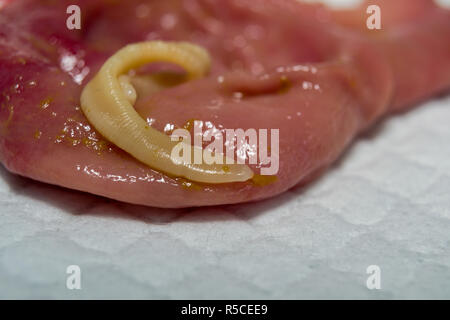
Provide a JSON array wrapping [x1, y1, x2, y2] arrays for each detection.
[[0, 0, 449, 207]]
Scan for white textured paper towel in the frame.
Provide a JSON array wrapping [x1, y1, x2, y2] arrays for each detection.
[[1, 1, 450, 300]]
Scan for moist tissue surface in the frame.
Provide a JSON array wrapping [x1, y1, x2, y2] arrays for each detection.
[[1, 0, 450, 299]]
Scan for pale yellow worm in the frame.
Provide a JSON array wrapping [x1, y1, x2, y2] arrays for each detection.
[[80, 41, 254, 184]]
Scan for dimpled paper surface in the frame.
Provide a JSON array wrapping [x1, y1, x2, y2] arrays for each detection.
[[1, 0, 450, 299]]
